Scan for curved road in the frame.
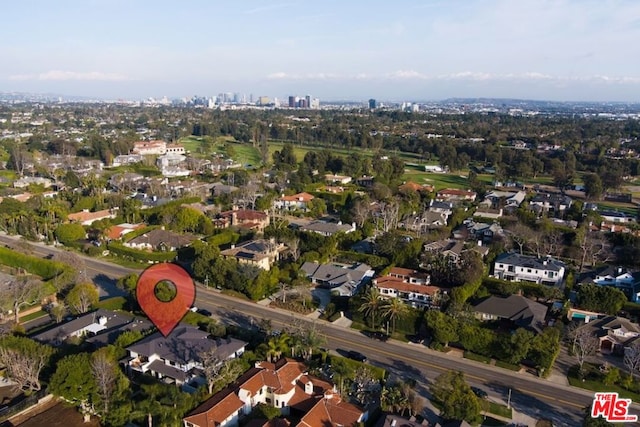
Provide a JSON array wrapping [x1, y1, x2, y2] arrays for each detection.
[[5, 235, 638, 426]]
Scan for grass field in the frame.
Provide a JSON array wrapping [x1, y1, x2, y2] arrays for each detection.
[[179, 136, 262, 167]]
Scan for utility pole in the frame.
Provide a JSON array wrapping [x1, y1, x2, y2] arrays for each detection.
[[507, 388, 512, 409]]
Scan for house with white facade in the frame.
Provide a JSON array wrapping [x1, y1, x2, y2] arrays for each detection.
[[274, 192, 315, 211], [126, 324, 247, 387], [373, 267, 445, 309], [324, 174, 352, 185], [132, 140, 167, 155], [67, 208, 118, 226], [183, 358, 366, 427], [492, 253, 566, 286], [600, 210, 637, 224], [592, 266, 640, 302]]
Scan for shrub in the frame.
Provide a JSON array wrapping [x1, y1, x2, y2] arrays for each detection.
[[107, 242, 176, 263], [0, 246, 67, 280], [54, 223, 86, 245]]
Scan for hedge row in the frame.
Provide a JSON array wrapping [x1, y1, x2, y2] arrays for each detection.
[[206, 230, 240, 247], [107, 242, 176, 263], [121, 225, 159, 243], [0, 246, 67, 280]]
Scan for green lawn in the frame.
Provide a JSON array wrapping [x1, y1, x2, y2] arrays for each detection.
[[20, 309, 48, 323], [596, 201, 638, 216]]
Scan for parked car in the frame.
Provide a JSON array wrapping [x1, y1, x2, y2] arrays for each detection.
[[365, 331, 389, 342], [197, 309, 212, 317], [471, 386, 488, 399], [347, 350, 367, 363]]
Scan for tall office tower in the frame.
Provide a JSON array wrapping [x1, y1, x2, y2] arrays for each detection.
[[288, 96, 296, 108], [368, 99, 377, 109], [311, 98, 320, 109], [305, 95, 311, 108]]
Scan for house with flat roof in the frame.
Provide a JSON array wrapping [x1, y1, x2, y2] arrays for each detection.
[[492, 253, 566, 286], [126, 324, 247, 387], [183, 358, 366, 427]]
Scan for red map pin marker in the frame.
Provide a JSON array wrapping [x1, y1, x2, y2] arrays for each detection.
[[136, 263, 196, 337]]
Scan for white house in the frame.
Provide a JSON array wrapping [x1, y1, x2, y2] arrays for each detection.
[[373, 267, 445, 309], [132, 140, 167, 155], [273, 192, 315, 211], [492, 252, 566, 286], [126, 324, 247, 386]]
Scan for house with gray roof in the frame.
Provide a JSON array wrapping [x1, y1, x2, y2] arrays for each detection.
[[492, 252, 566, 286], [125, 228, 198, 252], [473, 295, 548, 333], [300, 261, 375, 297], [299, 220, 356, 237], [32, 309, 152, 347], [125, 324, 247, 387], [577, 316, 640, 355]]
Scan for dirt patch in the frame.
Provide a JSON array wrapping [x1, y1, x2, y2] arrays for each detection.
[[14, 402, 100, 427]]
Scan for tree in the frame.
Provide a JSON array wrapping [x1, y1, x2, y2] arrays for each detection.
[[506, 328, 534, 364], [199, 348, 223, 394], [359, 287, 383, 329], [381, 298, 408, 334], [425, 310, 459, 347], [66, 282, 100, 314], [266, 333, 291, 362], [54, 222, 86, 244], [583, 173, 604, 200], [577, 284, 627, 315], [50, 353, 98, 407], [430, 371, 480, 423], [52, 250, 87, 284], [0, 276, 43, 323], [50, 303, 67, 323], [91, 349, 125, 417], [0, 336, 53, 391], [623, 341, 640, 375], [571, 327, 600, 378]]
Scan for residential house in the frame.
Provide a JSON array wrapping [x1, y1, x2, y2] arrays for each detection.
[[105, 223, 146, 241], [423, 239, 465, 264], [274, 193, 315, 211], [126, 324, 247, 386], [435, 188, 476, 203], [299, 220, 355, 237], [32, 309, 152, 347], [166, 144, 186, 154], [157, 152, 187, 169], [577, 316, 640, 355], [428, 200, 454, 217], [300, 262, 374, 297], [211, 182, 240, 197], [373, 267, 445, 309], [111, 154, 143, 167], [125, 228, 198, 251], [473, 295, 548, 333], [481, 190, 526, 211], [13, 176, 53, 188], [220, 239, 286, 271], [183, 358, 366, 427], [68, 208, 118, 226], [591, 266, 640, 302], [600, 210, 637, 224], [324, 174, 352, 185], [473, 207, 503, 220], [529, 193, 573, 214], [400, 211, 448, 233], [216, 208, 270, 233], [355, 176, 374, 187], [132, 140, 167, 155], [467, 221, 503, 244], [492, 253, 566, 286]]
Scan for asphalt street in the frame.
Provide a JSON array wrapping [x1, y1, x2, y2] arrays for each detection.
[[4, 234, 639, 426]]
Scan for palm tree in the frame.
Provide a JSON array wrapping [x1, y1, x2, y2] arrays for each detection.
[[382, 298, 408, 335], [266, 333, 290, 362], [359, 287, 382, 329]]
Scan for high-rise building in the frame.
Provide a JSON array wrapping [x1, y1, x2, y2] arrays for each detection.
[[288, 96, 297, 108], [368, 99, 377, 109], [305, 95, 311, 108]]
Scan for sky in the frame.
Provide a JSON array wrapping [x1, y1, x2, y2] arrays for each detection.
[[3, 0, 640, 102]]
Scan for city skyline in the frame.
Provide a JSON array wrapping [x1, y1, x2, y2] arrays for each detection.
[[3, 0, 640, 102]]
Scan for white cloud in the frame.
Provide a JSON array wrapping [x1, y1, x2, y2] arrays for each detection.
[[386, 70, 428, 80], [9, 70, 130, 81]]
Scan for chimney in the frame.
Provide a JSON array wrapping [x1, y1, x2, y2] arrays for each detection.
[[304, 380, 313, 395]]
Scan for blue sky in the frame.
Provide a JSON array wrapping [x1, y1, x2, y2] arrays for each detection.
[[3, 0, 640, 102]]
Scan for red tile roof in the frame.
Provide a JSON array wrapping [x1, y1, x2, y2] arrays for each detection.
[[280, 192, 314, 202], [68, 209, 115, 224]]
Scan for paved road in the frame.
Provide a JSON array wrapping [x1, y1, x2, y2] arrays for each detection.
[[5, 236, 639, 425]]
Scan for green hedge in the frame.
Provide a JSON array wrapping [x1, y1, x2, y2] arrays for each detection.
[[121, 225, 159, 243], [336, 251, 389, 269], [107, 242, 176, 263], [0, 246, 67, 280], [206, 230, 240, 247], [464, 351, 492, 364]]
